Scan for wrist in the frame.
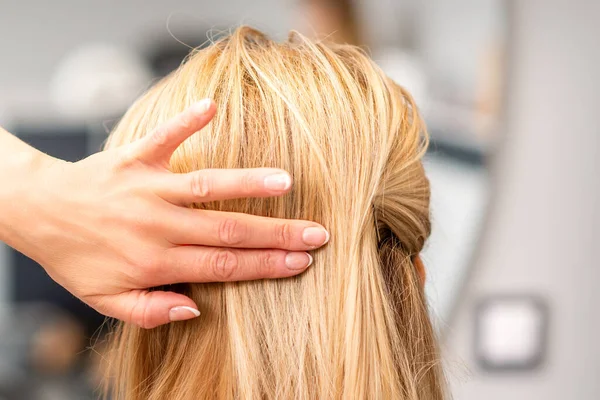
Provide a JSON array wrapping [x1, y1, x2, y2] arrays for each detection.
[[0, 145, 55, 247]]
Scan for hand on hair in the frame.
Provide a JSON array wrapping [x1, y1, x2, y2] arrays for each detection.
[[0, 100, 328, 329]]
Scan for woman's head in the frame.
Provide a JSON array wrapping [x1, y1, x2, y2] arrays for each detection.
[[105, 26, 444, 399]]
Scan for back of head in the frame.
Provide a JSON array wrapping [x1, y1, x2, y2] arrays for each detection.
[[104, 26, 445, 400]]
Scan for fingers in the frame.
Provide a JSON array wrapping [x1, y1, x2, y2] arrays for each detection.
[[160, 168, 292, 205], [153, 247, 313, 286], [166, 208, 330, 251], [132, 99, 216, 166], [94, 290, 200, 329], [92, 247, 314, 328]]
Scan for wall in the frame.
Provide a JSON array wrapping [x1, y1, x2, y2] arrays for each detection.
[[446, 1, 600, 398], [0, 0, 294, 120]]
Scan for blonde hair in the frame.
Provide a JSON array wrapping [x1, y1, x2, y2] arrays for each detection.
[[104, 26, 445, 400]]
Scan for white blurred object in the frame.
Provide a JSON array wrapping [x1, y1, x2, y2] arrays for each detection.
[[50, 44, 152, 120], [477, 298, 547, 369], [373, 48, 428, 110]]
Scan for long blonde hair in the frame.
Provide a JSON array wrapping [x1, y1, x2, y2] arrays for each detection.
[[104, 26, 445, 400]]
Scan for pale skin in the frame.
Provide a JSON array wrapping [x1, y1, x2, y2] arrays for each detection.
[[0, 99, 329, 329]]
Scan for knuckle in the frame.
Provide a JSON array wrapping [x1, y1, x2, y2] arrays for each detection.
[[130, 292, 154, 329], [178, 112, 194, 131], [275, 223, 294, 248], [240, 172, 259, 194], [138, 256, 157, 272], [218, 218, 246, 246], [113, 147, 138, 170], [256, 251, 277, 277], [151, 127, 169, 147], [133, 254, 160, 283], [131, 212, 157, 231], [191, 172, 212, 198], [139, 320, 153, 329], [210, 249, 238, 280]]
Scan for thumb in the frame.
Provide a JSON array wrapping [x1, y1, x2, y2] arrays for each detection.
[[95, 290, 200, 329]]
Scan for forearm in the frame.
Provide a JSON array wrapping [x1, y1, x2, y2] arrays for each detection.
[[0, 126, 51, 246]]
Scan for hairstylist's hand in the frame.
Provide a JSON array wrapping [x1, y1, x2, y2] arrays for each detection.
[[0, 100, 329, 329]]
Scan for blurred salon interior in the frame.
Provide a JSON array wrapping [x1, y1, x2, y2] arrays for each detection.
[[0, 0, 598, 399]]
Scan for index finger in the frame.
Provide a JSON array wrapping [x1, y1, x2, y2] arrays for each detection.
[[133, 98, 216, 166]]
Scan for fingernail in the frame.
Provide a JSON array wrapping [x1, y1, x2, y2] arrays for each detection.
[[285, 252, 313, 270], [169, 306, 200, 322], [191, 98, 212, 115], [264, 173, 292, 191], [302, 227, 330, 247]]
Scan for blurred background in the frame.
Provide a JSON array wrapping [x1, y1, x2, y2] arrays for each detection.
[[0, 0, 598, 398]]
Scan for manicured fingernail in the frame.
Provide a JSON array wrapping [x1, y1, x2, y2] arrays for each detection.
[[285, 252, 313, 270], [264, 173, 292, 191], [191, 98, 212, 115], [169, 306, 200, 322], [302, 227, 330, 247]]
